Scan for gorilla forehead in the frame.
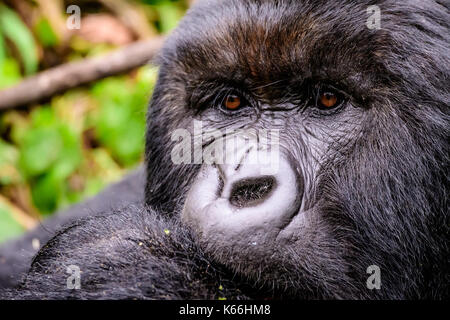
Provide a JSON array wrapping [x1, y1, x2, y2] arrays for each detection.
[[161, 0, 387, 98]]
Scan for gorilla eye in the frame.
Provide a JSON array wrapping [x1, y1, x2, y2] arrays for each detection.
[[319, 92, 338, 108], [223, 94, 242, 110], [313, 86, 344, 111]]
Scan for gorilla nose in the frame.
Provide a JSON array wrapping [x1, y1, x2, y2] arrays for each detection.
[[182, 143, 303, 235], [215, 153, 299, 213]]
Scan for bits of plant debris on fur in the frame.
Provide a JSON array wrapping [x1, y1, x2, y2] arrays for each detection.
[[164, 229, 170, 235]]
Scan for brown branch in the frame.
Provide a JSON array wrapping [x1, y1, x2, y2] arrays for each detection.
[[0, 37, 164, 111]]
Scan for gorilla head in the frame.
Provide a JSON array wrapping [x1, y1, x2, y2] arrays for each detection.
[[1, 0, 447, 300], [144, 0, 449, 299]]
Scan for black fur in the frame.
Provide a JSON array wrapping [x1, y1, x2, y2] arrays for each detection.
[[1, 0, 449, 299], [1, 207, 256, 299]]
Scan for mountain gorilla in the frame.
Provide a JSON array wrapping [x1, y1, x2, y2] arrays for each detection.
[[0, 0, 448, 299]]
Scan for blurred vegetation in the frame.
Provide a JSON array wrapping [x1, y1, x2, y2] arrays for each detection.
[[0, 0, 188, 243]]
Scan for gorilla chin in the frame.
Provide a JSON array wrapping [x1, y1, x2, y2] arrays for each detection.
[[0, 0, 448, 300]]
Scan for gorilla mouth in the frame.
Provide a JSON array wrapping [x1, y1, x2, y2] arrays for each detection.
[[229, 176, 276, 208]]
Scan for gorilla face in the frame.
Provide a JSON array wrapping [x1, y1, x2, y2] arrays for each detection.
[[145, 0, 448, 298]]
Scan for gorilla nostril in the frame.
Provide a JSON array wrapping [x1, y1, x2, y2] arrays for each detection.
[[229, 176, 276, 208]]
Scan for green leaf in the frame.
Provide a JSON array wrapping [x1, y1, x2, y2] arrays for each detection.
[[15, 105, 83, 213], [0, 31, 5, 62], [91, 78, 147, 166], [0, 139, 18, 164], [51, 126, 82, 180], [19, 126, 63, 177], [0, 203, 24, 243], [0, 139, 20, 185], [0, 58, 22, 89], [0, 4, 38, 75], [30, 171, 64, 214], [35, 18, 59, 47], [30, 106, 57, 127], [154, 2, 183, 34]]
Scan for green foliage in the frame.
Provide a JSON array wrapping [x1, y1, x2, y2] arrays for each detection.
[[12, 108, 82, 214], [0, 11, 23, 89], [35, 18, 59, 48], [0, 4, 38, 75], [0, 140, 20, 185], [0, 204, 24, 243], [0, 66, 157, 215], [91, 68, 155, 166], [0, 0, 185, 242], [154, 1, 185, 33], [142, 0, 186, 33], [0, 29, 4, 61], [0, 58, 22, 89]]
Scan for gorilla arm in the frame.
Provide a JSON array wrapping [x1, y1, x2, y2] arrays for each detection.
[[0, 205, 252, 300]]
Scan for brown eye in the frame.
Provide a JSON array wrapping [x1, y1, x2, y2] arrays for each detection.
[[319, 91, 338, 108], [224, 94, 241, 110]]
